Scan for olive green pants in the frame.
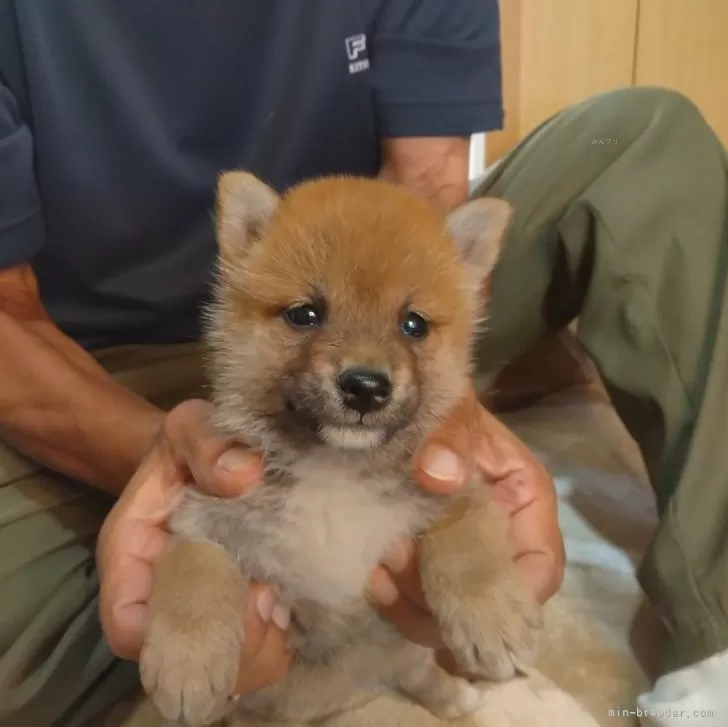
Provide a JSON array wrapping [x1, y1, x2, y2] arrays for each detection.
[[0, 86, 726, 726]]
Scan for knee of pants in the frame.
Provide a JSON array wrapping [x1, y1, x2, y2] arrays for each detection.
[[592, 85, 713, 139]]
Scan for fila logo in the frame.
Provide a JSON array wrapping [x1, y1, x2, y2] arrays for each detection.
[[345, 34, 366, 60], [345, 34, 369, 74]]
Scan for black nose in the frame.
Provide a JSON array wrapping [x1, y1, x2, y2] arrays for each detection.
[[337, 368, 392, 414]]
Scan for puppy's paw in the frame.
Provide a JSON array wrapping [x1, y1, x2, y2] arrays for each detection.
[[396, 652, 485, 721], [140, 607, 242, 726], [428, 679, 485, 720], [436, 571, 543, 681]]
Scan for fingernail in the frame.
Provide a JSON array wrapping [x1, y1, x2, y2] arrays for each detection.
[[256, 589, 276, 622], [367, 570, 400, 607], [271, 604, 291, 631], [382, 538, 413, 573], [217, 447, 260, 475], [419, 445, 465, 483]]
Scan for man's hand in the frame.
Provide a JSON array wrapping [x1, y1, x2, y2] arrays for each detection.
[[368, 389, 564, 648], [98, 388, 561, 688], [97, 399, 292, 695], [379, 136, 471, 214]]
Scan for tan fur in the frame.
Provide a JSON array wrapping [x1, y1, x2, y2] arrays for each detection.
[[141, 542, 248, 725], [139, 174, 636, 727], [418, 490, 542, 680]]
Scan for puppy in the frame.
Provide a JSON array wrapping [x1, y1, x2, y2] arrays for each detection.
[[139, 173, 542, 727]]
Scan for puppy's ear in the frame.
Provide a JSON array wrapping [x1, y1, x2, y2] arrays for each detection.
[[216, 171, 280, 260], [445, 197, 513, 289]]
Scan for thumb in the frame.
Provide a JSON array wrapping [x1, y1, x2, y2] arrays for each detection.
[[413, 396, 479, 494], [162, 400, 264, 498]]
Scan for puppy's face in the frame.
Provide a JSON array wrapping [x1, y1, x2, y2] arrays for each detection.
[[207, 174, 511, 454]]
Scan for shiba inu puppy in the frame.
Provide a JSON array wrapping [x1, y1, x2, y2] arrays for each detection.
[[139, 173, 543, 727]]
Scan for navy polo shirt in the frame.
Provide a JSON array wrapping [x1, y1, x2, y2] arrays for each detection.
[[0, 0, 503, 348]]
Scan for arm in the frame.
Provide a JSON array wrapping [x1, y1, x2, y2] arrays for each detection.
[[0, 82, 163, 495], [367, 0, 504, 213], [379, 136, 471, 215], [0, 266, 164, 495]]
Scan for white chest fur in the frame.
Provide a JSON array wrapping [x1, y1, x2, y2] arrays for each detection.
[[171, 458, 437, 615], [274, 463, 419, 609]]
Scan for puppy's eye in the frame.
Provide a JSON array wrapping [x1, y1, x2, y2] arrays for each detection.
[[400, 311, 429, 339], [283, 303, 323, 330]]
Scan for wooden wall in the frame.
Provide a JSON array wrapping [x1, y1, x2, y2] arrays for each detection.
[[488, 0, 728, 164]]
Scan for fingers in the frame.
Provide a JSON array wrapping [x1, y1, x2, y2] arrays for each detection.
[[163, 399, 264, 498], [367, 538, 443, 649], [413, 391, 565, 605], [98, 546, 156, 660], [235, 584, 293, 694], [99, 400, 271, 668], [479, 431, 550, 519], [98, 514, 168, 659], [367, 567, 442, 649], [413, 388, 543, 495], [506, 476, 565, 604], [515, 550, 564, 605], [97, 454, 173, 660], [111, 443, 183, 517], [483, 427, 564, 604], [99, 553, 153, 660], [479, 414, 565, 602], [473, 407, 543, 481], [380, 538, 426, 607], [412, 390, 481, 493]]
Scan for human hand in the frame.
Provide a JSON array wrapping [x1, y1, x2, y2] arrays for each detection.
[[368, 389, 564, 648], [97, 399, 291, 695]]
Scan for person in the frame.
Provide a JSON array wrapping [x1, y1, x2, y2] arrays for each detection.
[[0, 2, 725, 726]]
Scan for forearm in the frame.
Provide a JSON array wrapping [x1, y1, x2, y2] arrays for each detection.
[[379, 136, 471, 214], [0, 312, 164, 495], [0, 88, 163, 494]]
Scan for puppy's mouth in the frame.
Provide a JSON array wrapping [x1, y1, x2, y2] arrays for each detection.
[[319, 425, 385, 450], [283, 397, 386, 450]]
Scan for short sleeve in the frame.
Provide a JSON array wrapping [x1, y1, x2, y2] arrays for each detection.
[[365, 0, 504, 137], [0, 81, 45, 268]]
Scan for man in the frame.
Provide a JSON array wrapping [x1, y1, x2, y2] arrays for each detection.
[[1, 2, 726, 727], [0, 3, 523, 725]]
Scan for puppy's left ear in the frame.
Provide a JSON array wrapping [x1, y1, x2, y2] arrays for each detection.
[[445, 196, 513, 289]]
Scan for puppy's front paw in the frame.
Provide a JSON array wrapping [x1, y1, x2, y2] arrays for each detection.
[[436, 571, 543, 681], [140, 609, 241, 726], [427, 678, 485, 720], [138, 541, 248, 726]]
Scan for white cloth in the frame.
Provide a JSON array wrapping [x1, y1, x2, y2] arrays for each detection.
[[637, 649, 728, 725]]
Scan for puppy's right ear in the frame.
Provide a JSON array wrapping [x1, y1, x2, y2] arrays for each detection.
[[216, 171, 280, 260]]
